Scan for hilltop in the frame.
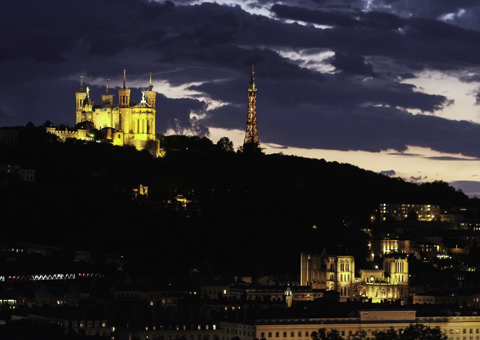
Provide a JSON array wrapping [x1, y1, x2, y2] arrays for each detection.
[[0, 127, 473, 277]]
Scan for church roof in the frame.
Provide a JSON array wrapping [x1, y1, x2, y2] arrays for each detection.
[[134, 101, 152, 108]]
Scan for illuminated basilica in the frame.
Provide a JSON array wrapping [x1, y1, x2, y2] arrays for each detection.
[[74, 70, 157, 151], [300, 252, 409, 303]]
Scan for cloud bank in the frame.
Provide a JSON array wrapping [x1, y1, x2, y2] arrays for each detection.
[[1, 0, 480, 159]]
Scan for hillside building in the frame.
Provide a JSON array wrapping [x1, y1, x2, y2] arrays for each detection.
[[46, 71, 159, 153], [75, 71, 157, 151], [300, 252, 408, 303], [378, 203, 441, 222]]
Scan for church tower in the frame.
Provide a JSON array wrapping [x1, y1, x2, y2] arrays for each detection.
[[118, 70, 131, 108], [118, 70, 131, 132], [243, 65, 260, 152], [75, 76, 87, 124], [383, 255, 409, 301], [145, 73, 157, 109], [102, 78, 114, 106], [326, 255, 355, 302], [300, 252, 326, 289]]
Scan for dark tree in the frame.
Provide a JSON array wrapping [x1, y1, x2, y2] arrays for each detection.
[[216, 136, 234, 152], [312, 325, 448, 340]]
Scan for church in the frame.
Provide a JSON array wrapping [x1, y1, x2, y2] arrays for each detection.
[[74, 70, 157, 152], [300, 251, 409, 303]]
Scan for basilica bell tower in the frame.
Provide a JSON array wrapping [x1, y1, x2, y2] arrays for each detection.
[[75, 76, 87, 124]]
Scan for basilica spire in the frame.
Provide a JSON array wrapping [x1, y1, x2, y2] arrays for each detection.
[[80, 75, 84, 92], [148, 72, 154, 91], [145, 72, 157, 109], [102, 78, 114, 105], [119, 70, 131, 108]]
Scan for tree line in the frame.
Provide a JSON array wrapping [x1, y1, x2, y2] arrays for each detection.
[[311, 324, 447, 340]]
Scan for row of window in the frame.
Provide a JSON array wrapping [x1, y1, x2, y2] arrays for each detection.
[[143, 325, 216, 331], [261, 331, 311, 338], [226, 328, 252, 336], [260, 329, 480, 339], [72, 320, 107, 328], [449, 329, 480, 334], [151, 334, 214, 340]]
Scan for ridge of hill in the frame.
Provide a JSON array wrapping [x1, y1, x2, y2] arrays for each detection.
[[0, 129, 473, 276]]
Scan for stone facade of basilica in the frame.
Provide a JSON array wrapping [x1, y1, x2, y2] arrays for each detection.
[[74, 71, 157, 151]]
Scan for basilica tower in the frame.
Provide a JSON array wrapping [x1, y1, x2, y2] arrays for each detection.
[[75, 76, 87, 124], [118, 70, 131, 132], [118, 70, 131, 108], [145, 73, 157, 109], [102, 78, 114, 105], [243, 66, 261, 152]]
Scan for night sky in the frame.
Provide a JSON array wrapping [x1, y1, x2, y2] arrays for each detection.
[[2, 0, 480, 195]]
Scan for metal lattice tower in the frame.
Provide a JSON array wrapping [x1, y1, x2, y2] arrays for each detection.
[[244, 65, 260, 151]]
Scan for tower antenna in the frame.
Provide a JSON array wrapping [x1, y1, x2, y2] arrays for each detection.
[[243, 65, 260, 152], [123, 70, 126, 89]]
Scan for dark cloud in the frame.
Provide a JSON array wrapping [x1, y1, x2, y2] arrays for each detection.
[[427, 156, 479, 161], [293, 0, 480, 31], [1, 0, 480, 162], [329, 52, 376, 76], [387, 152, 423, 157], [271, 4, 360, 28], [379, 170, 396, 176], [460, 74, 480, 83], [156, 94, 209, 135]]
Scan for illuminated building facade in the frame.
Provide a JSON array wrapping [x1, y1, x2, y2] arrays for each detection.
[[371, 237, 411, 255], [243, 66, 260, 152], [251, 311, 480, 340], [300, 253, 409, 302], [75, 71, 157, 151], [116, 311, 480, 340], [413, 293, 480, 307], [379, 203, 441, 221], [326, 255, 355, 300]]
